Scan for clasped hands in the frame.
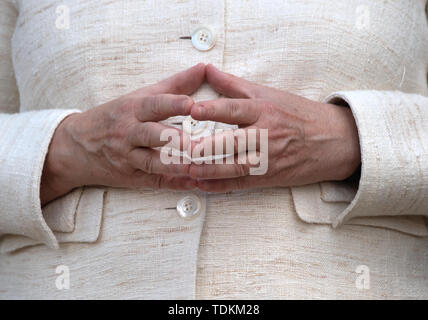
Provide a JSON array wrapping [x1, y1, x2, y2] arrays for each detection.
[[41, 63, 361, 205]]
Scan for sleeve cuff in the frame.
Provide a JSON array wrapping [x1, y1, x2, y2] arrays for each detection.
[[323, 90, 428, 227], [0, 109, 82, 249]]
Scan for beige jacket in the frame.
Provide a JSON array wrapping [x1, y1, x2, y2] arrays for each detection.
[[0, 0, 427, 299]]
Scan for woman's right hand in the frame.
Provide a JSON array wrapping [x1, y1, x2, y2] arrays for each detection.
[[40, 64, 206, 205]]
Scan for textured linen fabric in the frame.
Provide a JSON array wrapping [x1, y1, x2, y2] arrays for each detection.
[[325, 91, 428, 226], [0, 0, 428, 299], [0, 109, 81, 249]]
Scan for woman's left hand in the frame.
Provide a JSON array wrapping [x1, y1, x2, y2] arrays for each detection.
[[189, 64, 361, 192]]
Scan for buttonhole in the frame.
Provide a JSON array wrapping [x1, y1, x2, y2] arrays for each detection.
[[179, 36, 192, 40]]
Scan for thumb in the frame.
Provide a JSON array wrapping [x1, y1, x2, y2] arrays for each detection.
[[205, 64, 265, 99], [140, 63, 206, 96]]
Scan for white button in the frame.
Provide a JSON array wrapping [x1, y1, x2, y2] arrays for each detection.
[[176, 194, 202, 219], [183, 115, 211, 136], [191, 27, 216, 51]]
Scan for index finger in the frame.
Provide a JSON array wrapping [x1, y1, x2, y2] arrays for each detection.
[[135, 94, 193, 122], [191, 99, 261, 125], [139, 63, 206, 96]]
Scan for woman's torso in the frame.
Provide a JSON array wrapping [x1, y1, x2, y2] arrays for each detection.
[[1, 0, 427, 299]]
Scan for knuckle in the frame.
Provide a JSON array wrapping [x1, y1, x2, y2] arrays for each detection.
[[121, 97, 143, 122], [119, 97, 137, 114], [138, 124, 152, 145], [125, 150, 136, 167], [107, 118, 132, 143], [128, 123, 140, 145], [148, 95, 163, 117], [261, 100, 276, 114], [140, 154, 153, 174], [109, 123, 127, 141], [228, 101, 241, 118]]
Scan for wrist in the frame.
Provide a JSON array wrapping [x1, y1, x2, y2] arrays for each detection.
[[307, 102, 361, 182], [40, 113, 83, 205], [328, 104, 361, 180]]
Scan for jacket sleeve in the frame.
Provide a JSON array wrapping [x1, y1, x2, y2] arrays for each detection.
[[323, 90, 428, 227], [316, 1, 428, 229], [0, 0, 81, 249]]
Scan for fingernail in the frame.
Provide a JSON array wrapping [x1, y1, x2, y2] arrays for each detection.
[[182, 98, 193, 111], [195, 105, 205, 117]]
